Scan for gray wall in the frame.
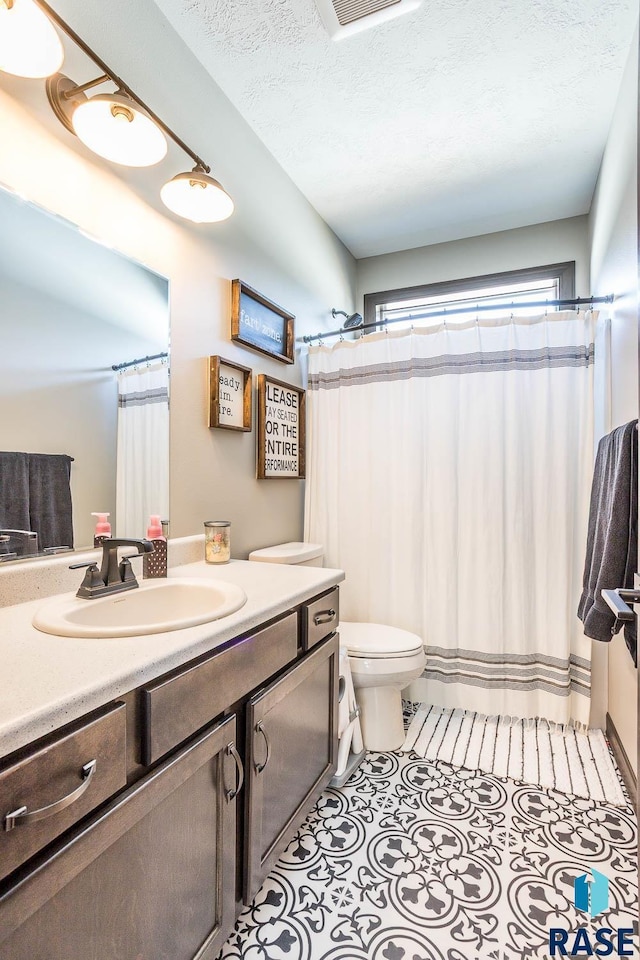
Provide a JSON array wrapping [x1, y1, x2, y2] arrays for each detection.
[[589, 28, 638, 773], [356, 215, 590, 309], [0, 0, 356, 559]]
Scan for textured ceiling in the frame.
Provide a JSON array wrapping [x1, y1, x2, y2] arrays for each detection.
[[152, 0, 636, 257]]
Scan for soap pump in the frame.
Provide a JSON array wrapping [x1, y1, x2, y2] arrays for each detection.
[[91, 512, 111, 547], [143, 514, 167, 579]]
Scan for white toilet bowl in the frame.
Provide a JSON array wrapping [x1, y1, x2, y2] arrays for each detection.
[[339, 622, 426, 751], [248, 542, 427, 753]]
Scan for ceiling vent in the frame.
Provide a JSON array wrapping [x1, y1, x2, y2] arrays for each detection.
[[315, 0, 421, 39]]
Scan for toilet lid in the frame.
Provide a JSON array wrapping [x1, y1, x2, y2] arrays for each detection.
[[340, 621, 424, 658], [248, 542, 323, 564]]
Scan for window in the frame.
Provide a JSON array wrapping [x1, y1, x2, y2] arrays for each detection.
[[363, 262, 576, 331]]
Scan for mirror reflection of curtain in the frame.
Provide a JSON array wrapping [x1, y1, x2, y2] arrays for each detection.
[[115, 363, 169, 539]]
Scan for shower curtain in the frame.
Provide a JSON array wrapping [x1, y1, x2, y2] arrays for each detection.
[[116, 363, 169, 538], [305, 312, 597, 727]]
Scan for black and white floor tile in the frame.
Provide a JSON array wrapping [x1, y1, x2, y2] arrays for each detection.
[[218, 709, 637, 960]]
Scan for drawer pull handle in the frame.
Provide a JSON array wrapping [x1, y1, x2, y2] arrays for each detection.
[[254, 721, 271, 774], [313, 609, 336, 626], [4, 759, 97, 832], [224, 743, 244, 802]]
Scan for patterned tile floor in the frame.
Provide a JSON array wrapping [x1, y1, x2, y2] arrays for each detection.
[[218, 719, 637, 960]]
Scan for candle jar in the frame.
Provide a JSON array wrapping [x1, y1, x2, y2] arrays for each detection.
[[204, 521, 231, 564]]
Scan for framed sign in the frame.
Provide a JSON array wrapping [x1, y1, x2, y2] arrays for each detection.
[[208, 356, 252, 431], [231, 279, 295, 364], [257, 375, 305, 479]]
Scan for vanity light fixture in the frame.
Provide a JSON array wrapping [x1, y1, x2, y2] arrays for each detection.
[[0, 0, 64, 79], [48, 76, 168, 167], [9, 0, 233, 220], [161, 165, 234, 223], [72, 89, 168, 167]]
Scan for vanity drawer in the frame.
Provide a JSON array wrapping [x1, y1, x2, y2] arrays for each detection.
[[142, 611, 298, 765], [0, 702, 127, 883], [302, 587, 339, 651]]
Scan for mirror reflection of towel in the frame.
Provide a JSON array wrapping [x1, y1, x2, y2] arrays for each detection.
[[0, 452, 30, 532], [28, 454, 74, 551], [0, 452, 74, 552]]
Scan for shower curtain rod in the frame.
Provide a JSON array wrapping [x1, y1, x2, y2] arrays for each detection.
[[301, 295, 614, 343], [111, 352, 168, 372]]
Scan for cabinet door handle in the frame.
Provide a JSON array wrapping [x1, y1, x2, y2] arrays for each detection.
[[313, 609, 336, 626], [224, 743, 244, 802], [4, 759, 97, 832], [254, 721, 271, 774]]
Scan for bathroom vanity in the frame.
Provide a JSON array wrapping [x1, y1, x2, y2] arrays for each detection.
[[0, 558, 343, 960]]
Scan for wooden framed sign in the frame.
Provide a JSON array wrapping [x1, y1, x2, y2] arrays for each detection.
[[231, 279, 295, 364], [208, 356, 252, 431], [257, 375, 305, 479]]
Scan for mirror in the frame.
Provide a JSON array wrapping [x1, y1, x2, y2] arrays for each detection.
[[0, 185, 169, 560]]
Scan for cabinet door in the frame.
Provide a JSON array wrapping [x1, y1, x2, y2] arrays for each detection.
[[244, 634, 339, 902], [0, 716, 241, 960]]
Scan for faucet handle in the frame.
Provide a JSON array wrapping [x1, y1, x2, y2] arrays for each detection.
[[77, 563, 105, 597], [119, 557, 137, 584]]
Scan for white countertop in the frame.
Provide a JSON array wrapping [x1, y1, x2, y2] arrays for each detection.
[[0, 560, 344, 759]]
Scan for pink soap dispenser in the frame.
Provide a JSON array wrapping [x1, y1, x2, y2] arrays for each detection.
[[91, 512, 111, 547], [143, 514, 167, 579]]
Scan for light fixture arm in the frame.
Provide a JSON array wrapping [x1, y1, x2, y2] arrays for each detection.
[[32, 0, 211, 174], [61, 73, 109, 99]]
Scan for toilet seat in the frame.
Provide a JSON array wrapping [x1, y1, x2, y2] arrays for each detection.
[[339, 621, 424, 659]]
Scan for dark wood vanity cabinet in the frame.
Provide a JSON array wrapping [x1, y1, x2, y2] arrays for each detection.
[[1, 715, 240, 960], [0, 588, 340, 960], [244, 633, 339, 901]]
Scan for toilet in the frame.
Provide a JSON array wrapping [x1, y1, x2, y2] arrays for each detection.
[[248, 542, 427, 752]]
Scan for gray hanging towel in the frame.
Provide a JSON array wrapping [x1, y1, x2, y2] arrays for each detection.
[[0, 452, 30, 532], [27, 453, 74, 551], [578, 420, 637, 664]]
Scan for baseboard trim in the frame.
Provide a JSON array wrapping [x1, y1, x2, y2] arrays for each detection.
[[605, 713, 637, 802]]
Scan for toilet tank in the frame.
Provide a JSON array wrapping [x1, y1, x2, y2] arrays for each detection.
[[248, 542, 324, 567]]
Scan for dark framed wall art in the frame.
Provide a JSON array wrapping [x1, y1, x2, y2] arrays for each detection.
[[208, 356, 253, 431], [231, 279, 295, 364], [257, 375, 306, 479]]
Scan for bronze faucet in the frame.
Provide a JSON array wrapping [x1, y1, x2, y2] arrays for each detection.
[[71, 538, 153, 598]]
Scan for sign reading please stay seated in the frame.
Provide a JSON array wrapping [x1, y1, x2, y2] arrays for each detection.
[[258, 376, 305, 479]]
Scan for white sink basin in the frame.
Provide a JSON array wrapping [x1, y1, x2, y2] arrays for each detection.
[[33, 578, 248, 638]]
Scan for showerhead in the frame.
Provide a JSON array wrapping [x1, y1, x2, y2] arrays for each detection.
[[331, 308, 363, 329]]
